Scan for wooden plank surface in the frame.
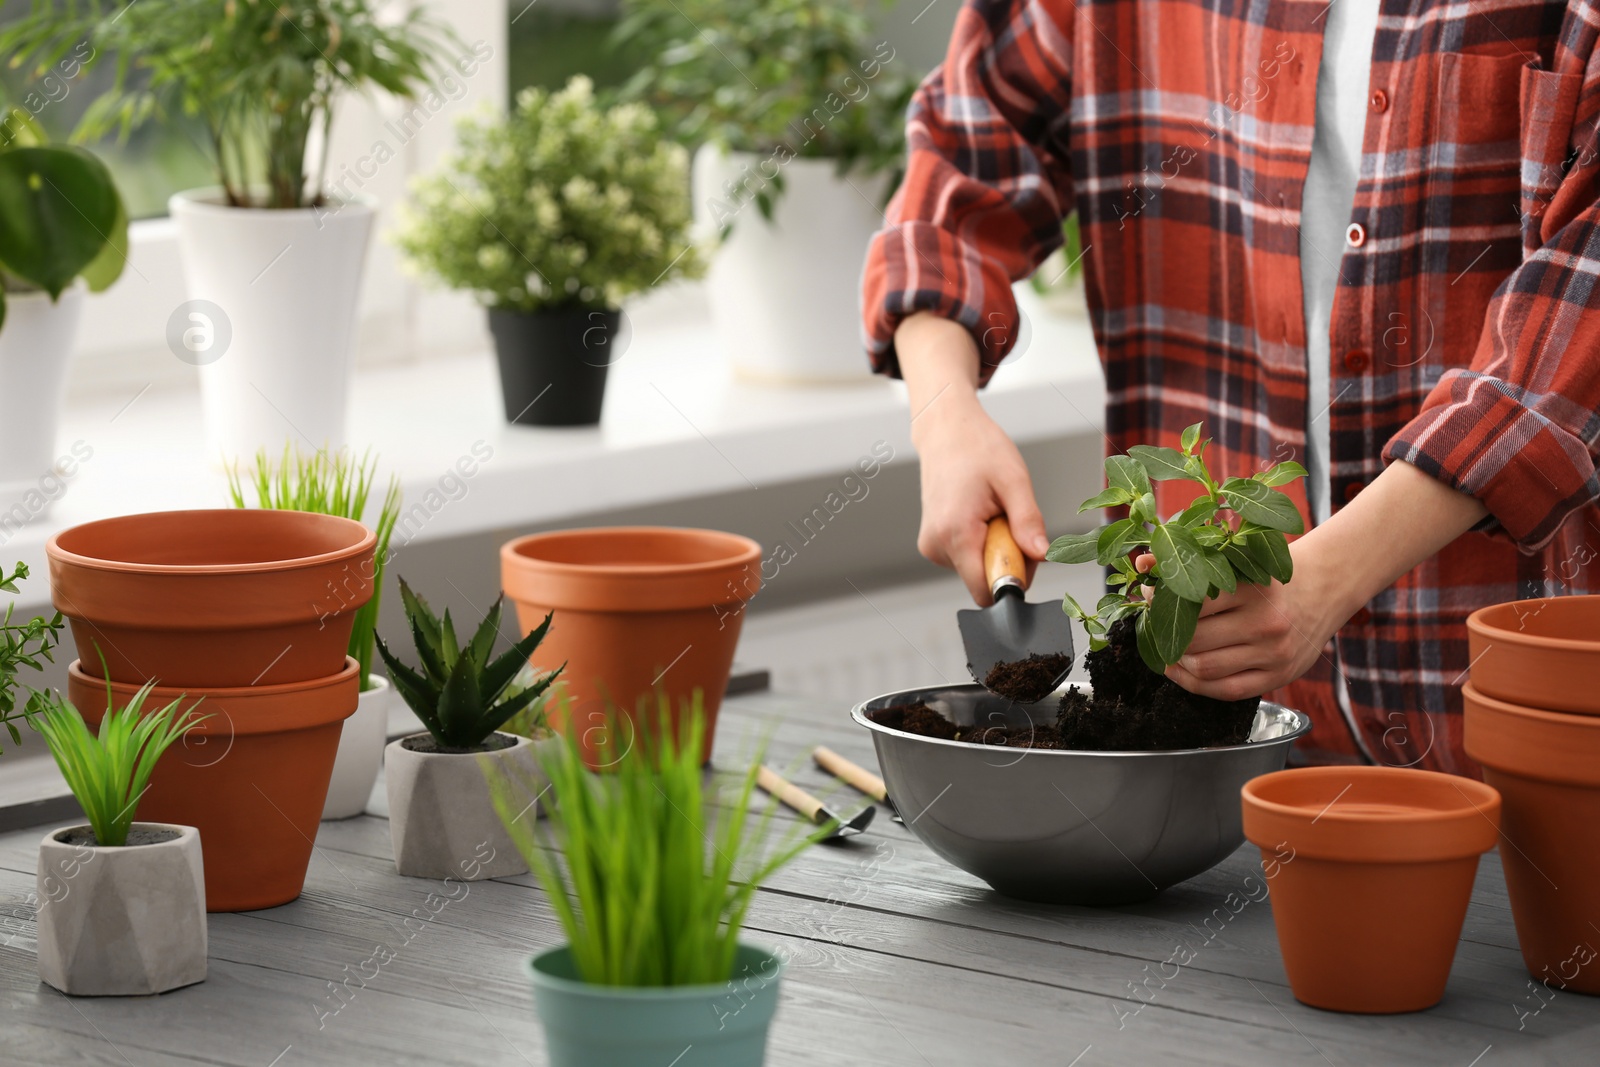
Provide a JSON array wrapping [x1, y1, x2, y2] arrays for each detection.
[[1, 689, 1597, 1066]]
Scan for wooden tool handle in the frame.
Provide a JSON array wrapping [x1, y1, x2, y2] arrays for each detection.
[[813, 746, 887, 802], [757, 766, 825, 823], [984, 516, 1027, 597]]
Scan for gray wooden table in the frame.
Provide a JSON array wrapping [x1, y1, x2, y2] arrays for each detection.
[[2, 688, 1597, 1066]]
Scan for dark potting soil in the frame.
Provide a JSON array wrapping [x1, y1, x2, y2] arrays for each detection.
[[983, 652, 1072, 703], [56, 826, 181, 848], [1055, 617, 1259, 751], [873, 619, 1259, 751], [402, 732, 520, 755]]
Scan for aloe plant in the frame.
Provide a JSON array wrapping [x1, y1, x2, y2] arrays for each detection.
[[31, 684, 204, 847], [376, 580, 562, 752], [1047, 422, 1307, 672]]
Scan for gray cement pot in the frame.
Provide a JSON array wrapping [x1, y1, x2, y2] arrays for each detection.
[[36, 823, 206, 996], [385, 732, 549, 880]]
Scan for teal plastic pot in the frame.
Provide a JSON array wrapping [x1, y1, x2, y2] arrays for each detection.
[[527, 944, 783, 1067]]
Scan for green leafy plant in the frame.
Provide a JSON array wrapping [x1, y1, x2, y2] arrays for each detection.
[[1047, 422, 1307, 673], [392, 76, 702, 313], [0, 0, 457, 209], [488, 695, 820, 986], [227, 445, 400, 691], [31, 684, 204, 847], [0, 562, 63, 754], [1030, 214, 1085, 295], [0, 107, 127, 331], [376, 580, 562, 752], [614, 0, 916, 220]]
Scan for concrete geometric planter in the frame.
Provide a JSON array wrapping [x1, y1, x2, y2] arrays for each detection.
[[385, 732, 548, 880], [36, 823, 207, 996]]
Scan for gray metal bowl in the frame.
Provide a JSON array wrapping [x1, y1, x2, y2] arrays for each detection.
[[852, 684, 1310, 906]]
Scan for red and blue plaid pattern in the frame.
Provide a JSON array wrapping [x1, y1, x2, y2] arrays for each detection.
[[863, 0, 1600, 773]]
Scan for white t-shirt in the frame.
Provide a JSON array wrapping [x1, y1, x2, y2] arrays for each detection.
[[1301, 3, 1381, 525]]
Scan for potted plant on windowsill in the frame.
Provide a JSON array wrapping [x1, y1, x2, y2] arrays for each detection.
[[30, 682, 207, 996], [228, 445, 401, 819], [617, 0, 915, 383], [0, 107, 126, 517], [2, 0, 456, 460], [392, 76, 702, 427], [487, 698, 822, 1066], [1, 562, 63, 756], [377, 580, 563, 879]]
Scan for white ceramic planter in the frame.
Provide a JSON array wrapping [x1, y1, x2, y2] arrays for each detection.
[[0, 285, 84, 519], [385, 732, 549, 880], [322, 675, 392, 820], [36, 823, 206, 996], [694, 148, 887, 384], [169, 189, 375, 461]]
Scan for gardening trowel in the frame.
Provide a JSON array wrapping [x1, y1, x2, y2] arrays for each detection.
[[957, 516, 1075, 700], [756, 766, 876, 841]]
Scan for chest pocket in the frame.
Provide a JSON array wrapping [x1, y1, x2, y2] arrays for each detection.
[[1427, 51, 1527, 234], [1519, 63, 1585, 251]]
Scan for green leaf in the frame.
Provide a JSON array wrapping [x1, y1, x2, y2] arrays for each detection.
[[1047, 530, 1102, 565], [1180, 423, 1202, 454], [79, 183, 128, 292], [1105, 454, 1152, 497], [1201, 548, 1237, 595], [1096, 518, 1148, 566], [1238, 525, 1294, 583], [1128, 491, 1157, 526], [1063, 593, 1091, 620], [1192, 524, 1227, 547], [1220, 477, 1305, 534], [1174, 496, 1219, 527], [1078, 487, 1134, 514], [1255, 461, 1309, 488], [1222, 541, 1271, 585], [1136, 610, 1165, 673], [484, 608, 558, 702], [0, 147, 121, 298], [1095, 593, 1127, 614], [1148, 523, 1210, 603], [1146, 585, 1201, 668], [1127, 444, 1190, 481]]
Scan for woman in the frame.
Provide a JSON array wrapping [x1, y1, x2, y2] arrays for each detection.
[[862, 1, 1600, 772]]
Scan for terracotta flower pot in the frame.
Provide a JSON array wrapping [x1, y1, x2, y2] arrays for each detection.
[[48, 509, 375, 688], [68, 657, 359, 912], [1466, 596, 1600, 715], [1464, 683, 1600, 994], [1241, 766, 1501, 1013], [501, 527, 762, 764]]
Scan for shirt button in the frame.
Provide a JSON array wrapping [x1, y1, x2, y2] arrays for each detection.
[[1369, 89, 1389, 113], [1345, 222, 1367, 247], [1343, 481, 1363, 503], [1344, 349, 1370, 373]]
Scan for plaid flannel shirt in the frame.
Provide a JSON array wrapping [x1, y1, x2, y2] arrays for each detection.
[[862, 0, 1600, 773]]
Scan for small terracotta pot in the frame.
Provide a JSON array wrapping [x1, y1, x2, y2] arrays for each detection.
[[1242, 766, 1501, 1013], [1464, 683, 1600, 994], [48, 509, 375, 688], [68, 657, 359, 912], [1466, 596, 1600, 715], [501, 527, 762, 764]]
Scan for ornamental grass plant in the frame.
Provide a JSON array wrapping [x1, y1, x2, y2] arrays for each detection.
[[488, 694, 822, 986]]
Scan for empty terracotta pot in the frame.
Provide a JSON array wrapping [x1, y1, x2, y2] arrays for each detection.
[[48, 509, 375, 688], [1467, 596, 1600, 715], [1464, 683, 1600, 994], [1242, 766, 1501, 1013], [68, 657, 359, 912], [501, 527, 762, 763]]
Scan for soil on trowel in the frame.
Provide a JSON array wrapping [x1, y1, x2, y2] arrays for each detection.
[[982, 651, 1072, 703], [1055, 617, 1259, 751], [873, 619, 1259, 751]]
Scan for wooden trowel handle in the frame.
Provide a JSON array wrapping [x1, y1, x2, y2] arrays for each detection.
[[813, 746, 888, 802], [757, 766, 825, 824], [984, 516, 1027, 598]]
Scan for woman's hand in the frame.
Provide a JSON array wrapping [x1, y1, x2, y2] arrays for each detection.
[[896, 313, 1050, 604]]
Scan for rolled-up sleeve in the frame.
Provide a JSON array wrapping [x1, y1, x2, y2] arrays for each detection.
[[1384, 54, 1600, 551], [860, 0, 1075, 384]]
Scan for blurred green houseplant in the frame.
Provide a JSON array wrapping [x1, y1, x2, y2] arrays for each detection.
[[0, 562, 63, 754], [0, 0, 455, 209]]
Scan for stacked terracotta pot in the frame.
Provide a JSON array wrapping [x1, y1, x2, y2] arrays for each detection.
[[1464, 597, 1600, 995], [48, 510, 373, 912]]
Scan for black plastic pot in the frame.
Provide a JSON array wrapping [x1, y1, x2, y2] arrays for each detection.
[[488, 307, 622, 427]]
